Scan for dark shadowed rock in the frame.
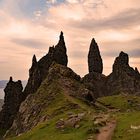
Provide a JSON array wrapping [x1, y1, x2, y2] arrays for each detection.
[[135, 67, 139, 75], [82, 39, 104, 98], [107, 52, 140, 95], [5, 64, 95, 137], [0, 77, 23, 131], [88, 38, 103, 74], [23, 32, 68, 98], [84, 51, 140, 97], [112, 51, 129, 76], [82, 72, 106, 98]]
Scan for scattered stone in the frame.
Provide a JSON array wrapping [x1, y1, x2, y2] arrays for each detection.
[[131, 125, 140, 130]]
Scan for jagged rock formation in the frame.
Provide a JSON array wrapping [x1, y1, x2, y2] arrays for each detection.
[[0, 77, 23, 131], [5, 63, 95, 137], [106, 52, 140, 95], [1, 33, 140, 139], [83, 38, 105, 98], [88, 38, 103, 73], [23, 31, 68, 98], [85, 42, 140, 97]]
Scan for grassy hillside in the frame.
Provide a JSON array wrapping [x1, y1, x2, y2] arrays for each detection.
[[7, 92, 140, 140], [7, 85, 98, 140], [97, 94, 140, 140], [4, 64, 140, 140], [6, 64, 99, 140]]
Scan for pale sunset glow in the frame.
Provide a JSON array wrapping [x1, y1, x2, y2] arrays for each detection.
[[0, 0, 140, 80]]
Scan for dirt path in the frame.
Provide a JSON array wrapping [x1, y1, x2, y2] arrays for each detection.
[[96, 120, 116, 140]]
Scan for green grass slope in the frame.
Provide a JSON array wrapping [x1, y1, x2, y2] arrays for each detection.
[[97, 94, 140, 140], [5, 64, 140, 140], [7, 83, 97, 140], [6, 64, 98, 140]]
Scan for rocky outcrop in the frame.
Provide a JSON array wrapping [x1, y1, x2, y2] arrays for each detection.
[[83, 38, 105, 98], [23, 32, 68, 98], [106, 52, 140, 95], [5, 64, 95, 137], [84, 49, 140, 97], [0, 77, 23, 131], [88, 38, 103, 73], [82, 72, 106, 98]]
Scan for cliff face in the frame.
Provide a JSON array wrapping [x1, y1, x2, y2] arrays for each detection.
[[5, 64, 95, 137], [23, 32, 68, 98], [106, 52, 140, 95], [0, 77, 23, 131]]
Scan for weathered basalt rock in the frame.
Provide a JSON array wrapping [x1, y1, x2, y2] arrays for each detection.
[[23, 32, 68, 98], [83, 39, 105, 98], [82, 72, 106, 98], [88, 38, 103, 73], [107, 52, 140, 95], [0, 77, 23, 131], [5, 64, 95, 137]]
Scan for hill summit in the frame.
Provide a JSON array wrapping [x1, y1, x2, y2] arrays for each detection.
[[0, 32, 140, 140]]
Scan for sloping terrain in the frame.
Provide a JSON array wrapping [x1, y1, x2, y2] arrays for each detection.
[[5, 64, 98, 140], [2, 66, 140, 140], [0, 33, 140, 140], [7, 94, 140, 140], [97, 94, 140, 140]]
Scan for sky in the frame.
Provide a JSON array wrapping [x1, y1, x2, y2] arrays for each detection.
[[0, 0, 140, 80]]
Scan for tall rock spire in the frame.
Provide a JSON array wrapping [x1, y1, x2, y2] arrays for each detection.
[[32, 54, 37, 65], [24, 32, 68, 97], [0, 78, 23, 131], [56, 31, 65, 47], [88, 38, 103, 73], [54, 31, 68, 66]]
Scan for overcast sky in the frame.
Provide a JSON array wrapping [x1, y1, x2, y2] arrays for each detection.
[[0, 0, 140, 80]]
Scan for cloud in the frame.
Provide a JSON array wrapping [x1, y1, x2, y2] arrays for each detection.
[[0, 0, 140, 79], [11, 38, 47, 49], [46, 0, 57, 4]]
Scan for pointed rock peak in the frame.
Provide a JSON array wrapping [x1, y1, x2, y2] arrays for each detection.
[[91, 38, 96, 43], [88, 38, 103, 73], [9, 76, 13, 82], [60, 31, 64, 39], [115, 51, 129, 66], [31, 55, 37, 68], [113, 51, 129, 73], [32, 54, 37, 63], [56, 31, 65, 47]]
